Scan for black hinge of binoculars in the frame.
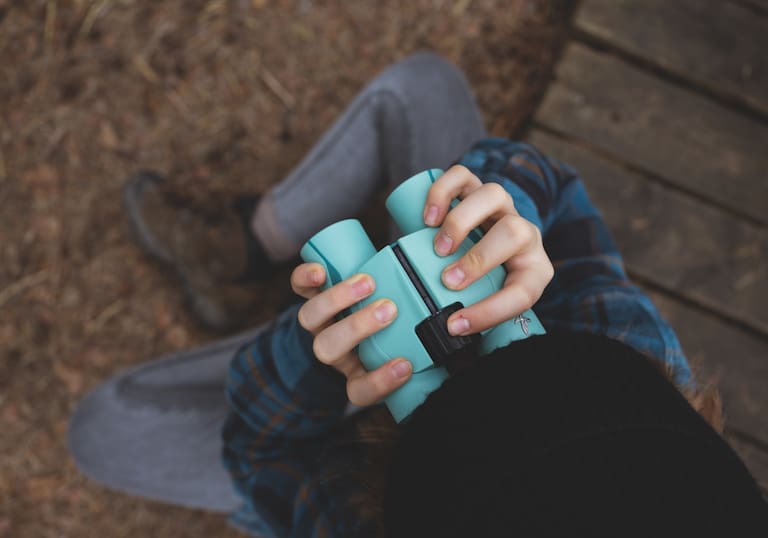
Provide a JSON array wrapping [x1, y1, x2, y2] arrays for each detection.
[[392, 244, 481, 369]]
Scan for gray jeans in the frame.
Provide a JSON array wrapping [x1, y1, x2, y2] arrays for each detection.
[[252, 51, 487, 261], [68, 52, 486, 512]]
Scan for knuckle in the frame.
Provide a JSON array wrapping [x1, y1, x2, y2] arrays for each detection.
[[502, 192, 516, 211], [297, 304, 312, 330], [528, 220, 541, 238], [475, 303, 493, 324], [464, 247, 485, 271], [312, 337, 334, 364], [526, 220, 540, 241], [447, 164, 470, 178], [347, 383, 369, 407], [329, 287, 350, 313], [514, 216, 530, 235], [368, 373, 391, 401], [462, 170, 483, 189], [503, 214, 527, 237], [440, 211, 460, 235], [543, 259, 555, 282], [348, 310, 371, 337], [458, 164, 480, 181], [447, 164, 480, 187], [498, 214, 518, 236], [483, 181, 507, 199], [519, 285, 537, 308], [429, 183, 449, 203]]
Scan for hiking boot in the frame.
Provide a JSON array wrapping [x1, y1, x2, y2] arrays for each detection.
[[123, 170, 294, 331]]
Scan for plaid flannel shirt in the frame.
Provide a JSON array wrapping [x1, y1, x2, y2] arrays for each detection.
[[222, 138, 692, 537]]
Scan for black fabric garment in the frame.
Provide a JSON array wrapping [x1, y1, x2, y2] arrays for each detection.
[[384, 331, 768, 537]]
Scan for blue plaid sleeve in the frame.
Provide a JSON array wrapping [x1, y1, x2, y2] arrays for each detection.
[[222, 137, 695, 538], [222, 303, 348, 537], [459, 138, 692, 386]]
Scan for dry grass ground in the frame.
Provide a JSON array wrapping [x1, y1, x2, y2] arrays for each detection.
[[0, 1, 573, 535]]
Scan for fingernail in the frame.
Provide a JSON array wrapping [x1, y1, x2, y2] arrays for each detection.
[[443, 266, 465, 288], [374, 300, 397, 322], [391, 360, 412, 378], [310, 270, 323, 285], [435, 234, 453, 256], [351, 274, 373, 297], [448, 316, 470, 335], [424, 205, 439, 226]]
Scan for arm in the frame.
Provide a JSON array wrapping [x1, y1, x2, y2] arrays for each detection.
[[223, 264, 413, 537], [458, 138, 692, 386], [221, 161, 555, 535], [225, 303, 348, 445], [222, 303, 348, 537]]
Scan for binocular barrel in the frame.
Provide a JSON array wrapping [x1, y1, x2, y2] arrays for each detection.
[[385, 168, 443, 235], [301, 168, 444, 287], [300, 219, 377, 288]]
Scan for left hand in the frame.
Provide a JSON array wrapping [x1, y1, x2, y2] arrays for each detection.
[[422, 165, 554, 336]]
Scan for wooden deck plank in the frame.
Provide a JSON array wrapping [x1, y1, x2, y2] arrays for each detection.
[[532, 0, 768, 500], [647, 291, 768, 447], [575, 0, 768, 116], [527, 130, 768, 335], [526, 129, 768, 445], [535, 43, 768, 224], [739, 0, 768, 13]]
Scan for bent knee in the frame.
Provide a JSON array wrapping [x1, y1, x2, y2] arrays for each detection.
[[369, 51, 467, 95]]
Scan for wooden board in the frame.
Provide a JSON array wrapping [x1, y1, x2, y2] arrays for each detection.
[[576, 0, 768, 116], [739, 0, 768, 13], [535, 43, 768, 224], [648, 290, 768, 446], [526, 129, 768, 443], [527, 130, 768, 335]]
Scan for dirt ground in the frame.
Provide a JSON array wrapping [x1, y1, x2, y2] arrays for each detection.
[[0, 1, 574, 536]]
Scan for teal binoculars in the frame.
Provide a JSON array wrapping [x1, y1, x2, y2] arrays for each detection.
[[300, 169, 545, 422]]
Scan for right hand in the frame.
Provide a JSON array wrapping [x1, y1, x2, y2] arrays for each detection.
[[291, 262, 413, 406]]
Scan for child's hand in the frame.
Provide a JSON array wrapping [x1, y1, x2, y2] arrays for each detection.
[[423, 165, 554, 336], [291, 264, 413, 406]]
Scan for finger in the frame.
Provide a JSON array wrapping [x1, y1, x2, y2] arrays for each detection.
[[297, 273, 375, 333], [434, 183, 518, 257], [441, 214, 534, 290], [346, 358, 413, 407], [290, 263, 327, 298], [445, 266, 552, 336], [422, 165, 483, 227], [312, 299, 398, 366], [325, 351, 362, 378]]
